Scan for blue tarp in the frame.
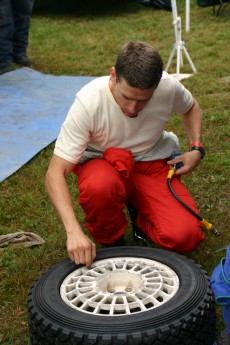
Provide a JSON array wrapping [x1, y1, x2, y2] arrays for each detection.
[[0, 67, 95, 182], [211, 246, 230, 334]]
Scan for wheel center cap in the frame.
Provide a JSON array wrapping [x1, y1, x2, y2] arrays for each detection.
[[97, 271, 142, 294]]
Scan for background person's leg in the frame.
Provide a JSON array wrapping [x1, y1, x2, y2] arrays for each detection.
[[12, 0, 34, 63], [0, 0, 14, 72], [129, 160, 204, 252], [77, 159, 128, 245]]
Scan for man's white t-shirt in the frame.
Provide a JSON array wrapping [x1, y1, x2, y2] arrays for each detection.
[[54, 72, 193, 164]]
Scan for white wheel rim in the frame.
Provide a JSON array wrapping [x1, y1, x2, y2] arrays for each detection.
[[60, 257, 180, 316]]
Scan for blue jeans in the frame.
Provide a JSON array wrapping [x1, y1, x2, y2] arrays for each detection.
[[0, 0, 34, 66]]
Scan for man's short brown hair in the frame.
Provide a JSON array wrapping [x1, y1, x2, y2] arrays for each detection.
[[115, 41, 163, 89]]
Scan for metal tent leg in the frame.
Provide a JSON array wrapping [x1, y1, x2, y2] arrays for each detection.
[[165, 0, 197, 80]]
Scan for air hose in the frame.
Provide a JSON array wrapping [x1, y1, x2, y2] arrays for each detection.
[[167, 168, 220, 237]]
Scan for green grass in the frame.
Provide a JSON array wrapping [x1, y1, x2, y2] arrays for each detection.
[[0, 0, 229, 343]]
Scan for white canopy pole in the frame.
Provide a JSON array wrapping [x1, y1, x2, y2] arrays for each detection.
[[185, 0, 190, 33], [165, 0, 196, 80]]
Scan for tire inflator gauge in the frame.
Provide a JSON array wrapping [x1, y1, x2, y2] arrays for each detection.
[[167, 167, 221, 237]]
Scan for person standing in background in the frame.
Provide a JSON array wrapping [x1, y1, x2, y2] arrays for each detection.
[[0, 0, 35, 75]]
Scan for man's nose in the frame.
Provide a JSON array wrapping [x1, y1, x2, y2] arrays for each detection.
[[128, 101, 138, 113]]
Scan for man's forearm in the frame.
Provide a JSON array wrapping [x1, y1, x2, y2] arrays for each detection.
[[45, 162, 96, 268], [45, 165, 82, 236], [181, 98, 203, 144]]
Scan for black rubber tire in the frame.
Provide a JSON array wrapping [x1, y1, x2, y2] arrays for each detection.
[[27, 247, 216, 345]]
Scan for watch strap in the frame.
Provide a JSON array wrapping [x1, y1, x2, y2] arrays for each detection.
[[190, 145, 205, 159]]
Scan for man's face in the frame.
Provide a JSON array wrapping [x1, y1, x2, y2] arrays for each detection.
[[109, 67, 155, 118]]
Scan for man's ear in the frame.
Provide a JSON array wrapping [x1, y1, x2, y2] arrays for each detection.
[[110, 67, 116, 85]]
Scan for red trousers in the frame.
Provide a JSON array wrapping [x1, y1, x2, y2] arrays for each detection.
[[74, 148, 204, 252]]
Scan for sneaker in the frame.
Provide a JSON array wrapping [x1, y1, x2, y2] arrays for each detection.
[[102, 236, 126, 247], [13, 55, 33, 66], [0, 64, 14, 75], [127, 205, 147, 242]]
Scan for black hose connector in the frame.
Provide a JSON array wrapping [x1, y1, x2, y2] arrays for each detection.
[[211, 227, 221, 237]]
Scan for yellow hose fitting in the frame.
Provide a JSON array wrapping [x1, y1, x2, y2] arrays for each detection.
[[201, 219, 221, 236], [201, 218, 213, 231], [167, 169, 175, 180]]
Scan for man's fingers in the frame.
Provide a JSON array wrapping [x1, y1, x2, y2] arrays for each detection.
[[85, 242, 97, 268], [78, 248, 87, 266], [69, 251, 80, 265], [67, 249, 74, 261], [68, 241, 96, 268], [92, 242, 97, 260]]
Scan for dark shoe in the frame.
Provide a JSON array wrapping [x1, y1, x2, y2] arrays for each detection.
[[0, 64, 14, 75], [13, 55, 33, 66], [102, 236, 126, 247], [127, 205, 147, 242]]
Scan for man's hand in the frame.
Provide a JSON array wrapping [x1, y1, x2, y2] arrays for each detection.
[[167, 150, 202, 176], [66, 230, 96, 269]]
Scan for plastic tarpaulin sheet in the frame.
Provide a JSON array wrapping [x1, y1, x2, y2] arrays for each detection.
[[0, 68, 95, 182], [211, 246, 230, 334]]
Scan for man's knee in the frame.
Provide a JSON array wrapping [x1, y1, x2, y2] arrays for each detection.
[[77, 159, 127, 210], [138, 214, 204, 253], [156, 221, 204, 252]]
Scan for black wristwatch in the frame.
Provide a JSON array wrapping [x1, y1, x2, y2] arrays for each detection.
[[190, 145, 206, 159]]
